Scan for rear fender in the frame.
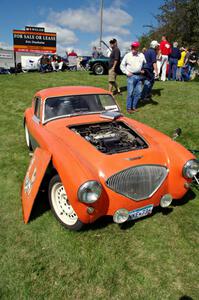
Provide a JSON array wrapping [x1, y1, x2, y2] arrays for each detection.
[[21, 147, 51, 223]]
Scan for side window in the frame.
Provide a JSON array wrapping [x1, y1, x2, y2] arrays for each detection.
[[34, 97, 41, 120]]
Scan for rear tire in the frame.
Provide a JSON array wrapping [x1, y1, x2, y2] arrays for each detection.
[[48, 175, 84, 231]]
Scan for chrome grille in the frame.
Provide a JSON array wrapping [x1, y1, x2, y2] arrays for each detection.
[[106, 165, 168, 201]]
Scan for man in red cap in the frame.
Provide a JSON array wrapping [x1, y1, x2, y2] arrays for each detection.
[[120, 41, 146, 113]]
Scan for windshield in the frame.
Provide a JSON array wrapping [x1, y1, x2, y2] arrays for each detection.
[[44, 94, 119, 122]]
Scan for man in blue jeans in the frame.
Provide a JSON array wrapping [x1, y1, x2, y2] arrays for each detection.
[[120, 41, 146, 113], [168, 42, 181, 80], [141, 40, 159, 101]]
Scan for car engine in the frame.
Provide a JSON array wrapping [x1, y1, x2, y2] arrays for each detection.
[[70, 121, 148, 155]]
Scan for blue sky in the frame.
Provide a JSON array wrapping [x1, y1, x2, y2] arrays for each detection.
[[0, 0, 163, 55]]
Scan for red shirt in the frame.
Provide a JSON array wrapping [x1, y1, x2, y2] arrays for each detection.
[[160, 40, 171, 55], [68, 52, 77, 57]]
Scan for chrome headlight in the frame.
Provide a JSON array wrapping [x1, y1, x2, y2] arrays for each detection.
[[183, 159, 199, 179], [78, 181, 102, 203]]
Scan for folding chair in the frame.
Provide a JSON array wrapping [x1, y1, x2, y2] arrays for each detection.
[[67, 56, 78, 71]]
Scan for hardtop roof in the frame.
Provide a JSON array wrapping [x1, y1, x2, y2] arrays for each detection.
[[36, 86, 111, 99]]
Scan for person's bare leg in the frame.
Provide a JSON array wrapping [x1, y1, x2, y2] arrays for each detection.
[[112, 82, 120, 93], [109, 82, 114, 93]]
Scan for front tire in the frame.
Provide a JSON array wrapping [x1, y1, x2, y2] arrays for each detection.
[[48, 175, 84, 231], [93, 63, 105, 75]]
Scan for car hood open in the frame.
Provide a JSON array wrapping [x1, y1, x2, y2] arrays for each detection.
[[45, 115, 176, 180]]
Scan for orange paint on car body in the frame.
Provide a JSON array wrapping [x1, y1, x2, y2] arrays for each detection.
[[22, 148, 51, 223], [22, 86, 196, 228]]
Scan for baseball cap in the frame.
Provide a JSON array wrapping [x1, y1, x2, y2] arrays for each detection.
[[150, 40, 160, 48], [131, 41, 140, 48]]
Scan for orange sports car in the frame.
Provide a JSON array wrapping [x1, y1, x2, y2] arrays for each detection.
[[22, 86, 199, 230]]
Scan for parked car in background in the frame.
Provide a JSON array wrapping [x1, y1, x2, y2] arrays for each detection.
[[21, 55, 42, 72], [88, 40, 110, 75], [88, 40, 124, 75], [78, 56, 91, 70], [88, 55, 110, 75], [0, 67, 11, 74]]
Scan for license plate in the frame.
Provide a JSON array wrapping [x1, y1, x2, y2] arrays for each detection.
[[129, 205, 153, 220]]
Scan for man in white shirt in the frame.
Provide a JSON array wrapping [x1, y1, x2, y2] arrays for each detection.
[[120, 41, 146, 113]]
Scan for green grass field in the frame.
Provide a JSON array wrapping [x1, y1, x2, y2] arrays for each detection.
[[0, 71, 199, 300]]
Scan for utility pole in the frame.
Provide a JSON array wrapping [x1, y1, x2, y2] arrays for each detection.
[[99, 0, 104, 48]]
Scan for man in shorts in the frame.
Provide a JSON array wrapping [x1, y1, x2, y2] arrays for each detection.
[[108, 38, 121, 94]]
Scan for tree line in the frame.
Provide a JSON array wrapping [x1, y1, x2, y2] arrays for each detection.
[[139, 0, 199, 50]]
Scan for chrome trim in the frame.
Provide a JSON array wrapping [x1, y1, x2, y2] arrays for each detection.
[[106, 164, 169, 201], [32, 115, 40, 124], [124, 156, 143, 161], [43, 111, 103, 125]]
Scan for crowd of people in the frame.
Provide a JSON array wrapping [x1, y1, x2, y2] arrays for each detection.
[[39, 50, 79, 73], [107, 36, 198, 113], [32, 38, 198, 115], [154, 36, 198, 82]]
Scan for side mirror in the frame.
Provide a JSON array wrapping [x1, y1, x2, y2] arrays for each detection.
[[173, 128, 182, 140]]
